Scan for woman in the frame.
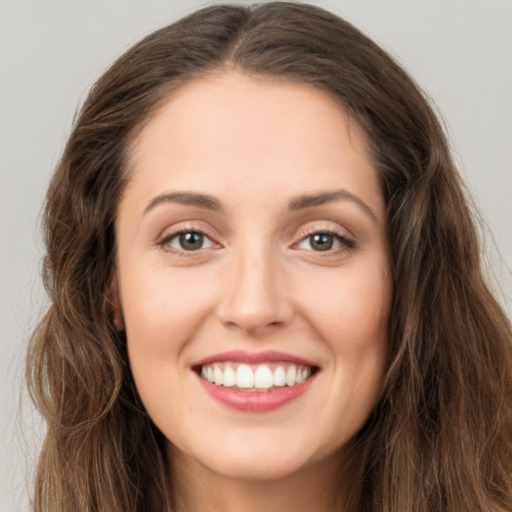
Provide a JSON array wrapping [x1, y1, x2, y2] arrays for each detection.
[[26, 2, 512, 511]]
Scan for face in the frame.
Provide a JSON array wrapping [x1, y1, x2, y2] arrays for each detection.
[[114, 71, 391, 482]]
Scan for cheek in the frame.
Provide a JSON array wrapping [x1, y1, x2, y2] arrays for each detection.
[[301, 261, 391, 353], [120, 269, 212, 427], [121, 266, 217, 357], [300, 261, 390, 413], [120, 268, 216, 418]]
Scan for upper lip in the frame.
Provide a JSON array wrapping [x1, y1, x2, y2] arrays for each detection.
[[192, 350, 319, 368]]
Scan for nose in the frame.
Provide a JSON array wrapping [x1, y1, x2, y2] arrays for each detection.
[[216, 243, 294, 336]]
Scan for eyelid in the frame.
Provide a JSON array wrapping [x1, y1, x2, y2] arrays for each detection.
[[154, 221, 355, 256], [156, 222, 222, 254], [291, 224, 355, 253], [163, 231, 215, 250]]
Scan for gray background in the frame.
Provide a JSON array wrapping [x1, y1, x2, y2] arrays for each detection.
[[1, 1, 511, 510]]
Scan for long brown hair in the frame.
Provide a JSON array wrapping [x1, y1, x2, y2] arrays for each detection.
[[27, 2, 512, 510]]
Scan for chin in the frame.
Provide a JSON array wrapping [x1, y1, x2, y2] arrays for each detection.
[[201, 451, 311, 482], [171, 432, 321, 482]]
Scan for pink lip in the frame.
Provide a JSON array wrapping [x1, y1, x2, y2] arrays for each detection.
[[192, 351, 320, 412], [193, 350, 318, 367], [197, 373, 317, 412]]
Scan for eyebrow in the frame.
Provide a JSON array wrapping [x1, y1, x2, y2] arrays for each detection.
[[143, 188, 377, 222], [288, 189, 378, 222], [143, 192, 223, 215]]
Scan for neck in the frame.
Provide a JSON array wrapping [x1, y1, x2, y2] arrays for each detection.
[[169, 447, 348, 512]]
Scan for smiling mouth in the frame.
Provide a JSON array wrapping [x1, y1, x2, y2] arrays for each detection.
[[194, 362, 319, 392]]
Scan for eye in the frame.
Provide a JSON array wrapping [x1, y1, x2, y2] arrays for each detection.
[[297, 232, 352, 252], [161, 230, 215, 252]]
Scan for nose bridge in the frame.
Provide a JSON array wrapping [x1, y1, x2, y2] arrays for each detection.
[[217, 235, 291, 333]]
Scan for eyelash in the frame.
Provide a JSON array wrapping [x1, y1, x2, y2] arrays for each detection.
[[157, 228, 218, 256], [293, 228, 355, 254], [156, 227, 355, 256]]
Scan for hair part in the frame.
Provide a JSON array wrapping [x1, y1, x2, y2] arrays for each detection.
[[27, 2, 512, 511]]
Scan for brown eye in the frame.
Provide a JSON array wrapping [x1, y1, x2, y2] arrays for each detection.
[[162, 230, 214, 252], [309, 233, 334, 251], [297, 231, 353, 253], [178, 232, 204, 250]]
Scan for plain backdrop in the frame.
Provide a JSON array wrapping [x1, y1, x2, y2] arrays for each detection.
[[1, 1, 511, 510]]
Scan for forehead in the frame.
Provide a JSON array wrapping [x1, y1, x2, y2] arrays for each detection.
[[125, 71, 383, 215]]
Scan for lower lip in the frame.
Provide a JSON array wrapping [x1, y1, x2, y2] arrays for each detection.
[[197, 374, 317, 412]]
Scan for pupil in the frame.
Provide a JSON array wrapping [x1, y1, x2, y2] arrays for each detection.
[[311, 233, 333, 251], [179, 232, 203, 250]]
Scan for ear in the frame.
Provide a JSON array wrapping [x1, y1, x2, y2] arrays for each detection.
[[109, 276, 125, 332]]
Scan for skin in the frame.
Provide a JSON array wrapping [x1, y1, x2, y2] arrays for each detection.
[[114, 71, 391, 512]]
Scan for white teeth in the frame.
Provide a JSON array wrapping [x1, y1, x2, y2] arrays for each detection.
[[286, 365, 296, 386], [213, 364, 223, 385], [273, 366, 286, 387], [223, 366, 236, 387], [200, 362, 315, 390], [236, 364, 254, 388], [254, 365, 273, 389], [296, 367, 311, 384]]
